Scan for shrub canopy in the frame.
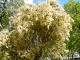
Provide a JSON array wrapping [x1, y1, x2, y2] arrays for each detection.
[[0, 0, 73, 59]]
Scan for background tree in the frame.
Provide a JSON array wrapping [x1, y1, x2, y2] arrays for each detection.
[[0, 0, 10, 30], [0, 0, 24, 30], [0, 0, 73, 60], [7, 0, 24, 16], [64, 0, 80, 59]]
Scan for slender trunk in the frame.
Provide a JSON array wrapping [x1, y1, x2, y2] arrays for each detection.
[[72, 53, 74, 60], [68, 54, 69, 60]]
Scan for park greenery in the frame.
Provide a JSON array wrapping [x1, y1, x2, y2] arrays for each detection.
[[0, 0, 76, 60], [64, 0, 80, 59]]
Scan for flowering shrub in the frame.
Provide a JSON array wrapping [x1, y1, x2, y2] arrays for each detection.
[[0, 0, 73, 60]]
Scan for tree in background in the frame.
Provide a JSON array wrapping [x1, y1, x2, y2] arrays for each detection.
[[64, 0, 80, 59], [0, 0, 10, 30], [0, 0, 24, 30], [7, 0, 24, 16], [0, 0, 73, 60]]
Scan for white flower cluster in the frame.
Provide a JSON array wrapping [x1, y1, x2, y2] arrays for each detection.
[[0, 29, 9, 46], [0, 0, 73, 58]]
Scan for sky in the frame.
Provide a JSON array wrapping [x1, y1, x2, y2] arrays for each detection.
[[33, 0, 68, 7], [58, 0, 68, 6], [24, 0, 68, 7]]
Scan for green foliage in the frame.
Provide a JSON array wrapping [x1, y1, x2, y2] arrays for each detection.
[[0, 0, 24, 30], [64, 0, 80, 54], [0, 7, 10, 30]]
